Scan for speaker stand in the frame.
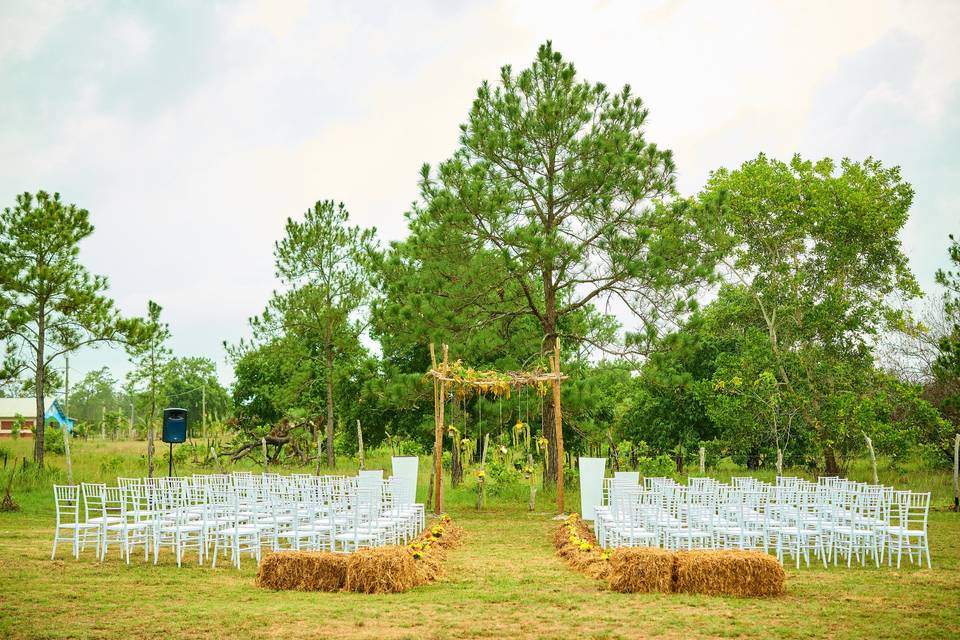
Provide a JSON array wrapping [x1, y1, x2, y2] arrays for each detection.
[[169, 442, 174, 477]]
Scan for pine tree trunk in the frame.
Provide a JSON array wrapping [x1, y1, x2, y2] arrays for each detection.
[[33, 315, 46, 465], [147, 393, 156, 478], [824, 447, 840, 476], [325, 339, 335, 469]]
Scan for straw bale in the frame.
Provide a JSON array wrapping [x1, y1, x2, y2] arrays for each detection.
[[673, 550, 785, 597], [345, 546, 422, 594], [254, 517, 462, 594], [255, 551, 348, 592], [607, 547, 674, 593], [552, 513, 611, 581]]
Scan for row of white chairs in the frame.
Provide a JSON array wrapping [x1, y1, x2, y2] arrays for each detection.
[[595, 475, 931, 569], [51, 471, 425, 568]]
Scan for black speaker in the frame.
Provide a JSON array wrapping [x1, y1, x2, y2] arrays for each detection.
[[162, 408, 188, 443]]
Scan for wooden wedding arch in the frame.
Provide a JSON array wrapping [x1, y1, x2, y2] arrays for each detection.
[[427, 339, 568, 514]]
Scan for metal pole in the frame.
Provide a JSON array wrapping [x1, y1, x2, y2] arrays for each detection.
[[169, 442, 174, 477], [202, 385, 207, 440]]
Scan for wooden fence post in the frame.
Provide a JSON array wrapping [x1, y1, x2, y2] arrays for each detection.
[[261, 437, 268, 473], [953, 433, 959, 512], [356, 420, 365, 470], [62, 427, 73, 486], [862, 431, 878, 485]]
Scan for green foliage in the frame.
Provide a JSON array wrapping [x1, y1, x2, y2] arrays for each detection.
[[0, 191, 144, 464], [230, 200, 379, 469], [695, 154, 924, 473], [126, 301, 171, 476], [162, 357, 230, 435], [636, 453, 675, 478], [42, 426, 65, 455]]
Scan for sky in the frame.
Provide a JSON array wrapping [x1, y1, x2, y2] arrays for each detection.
[[1, 0, 958, 388]]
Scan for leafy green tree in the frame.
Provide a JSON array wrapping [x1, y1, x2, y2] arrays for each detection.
[[243, 200, 378, 468], [0, 191, 142, 464], [380, 42, 715, 482], [162, 357, 230, 437], [934, 234, 960, 378], [126, 301, 171, 477], [702, 155, 920, 473], [69, 367, 121, 426]]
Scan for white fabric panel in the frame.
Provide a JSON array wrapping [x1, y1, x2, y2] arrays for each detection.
[[579, 457, 607, 520], [391, 456, 419, 503]]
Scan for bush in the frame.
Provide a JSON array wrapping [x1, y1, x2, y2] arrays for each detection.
[[563, 465, 579, 490], [398, 440, 424, 457], [485, 459, 523, 497], [99, 455, 125, 475], [637, 453, 674, 478], [43, 427, 66, 454]]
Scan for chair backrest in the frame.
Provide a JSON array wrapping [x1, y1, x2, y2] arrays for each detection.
[[102, 486, 124, 519], [54, 485, 80, 525], [900, 491, 930, 532], [81, 482, 106, 521]]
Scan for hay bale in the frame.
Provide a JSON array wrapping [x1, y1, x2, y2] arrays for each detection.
[[412, 549, 446, 583], [256, 518, 462, 595], [345, 546, 423, 594], [255, 551, 348, 592], [607, 547, 674, 593], [673, 550, 785, 597], [425, 521, 464, 550], [552, 514, 613, 581]]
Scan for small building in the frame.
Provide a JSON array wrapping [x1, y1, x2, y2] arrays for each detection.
[[0, 398, 75, 438]]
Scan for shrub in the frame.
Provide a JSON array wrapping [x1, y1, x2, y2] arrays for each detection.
[[485, 459, 523, 496], [398, 440, 424, 457], [637, 453, 674, 478], [43, 426, 66, 455]]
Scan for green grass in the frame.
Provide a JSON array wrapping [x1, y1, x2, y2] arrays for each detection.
[[0, 439, 958, 639]]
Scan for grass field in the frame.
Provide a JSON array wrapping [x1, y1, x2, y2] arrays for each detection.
[[1, 439, 958, 639]]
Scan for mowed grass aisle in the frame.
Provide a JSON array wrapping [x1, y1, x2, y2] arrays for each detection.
[[1, 501, 959, 639]]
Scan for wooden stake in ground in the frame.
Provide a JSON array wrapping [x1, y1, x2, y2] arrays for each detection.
[[862, 431, 878, 485], [550, 337, 565, 514], [477, 432, 490, 511], [62, 426, 73, 485], [953, 433, 959, 512], [527, 453, 537, 512], [210, 446, 226, 474], [356, 419, 365, 470], [315, 436, 323, 476], [0, 459, 19, 512]]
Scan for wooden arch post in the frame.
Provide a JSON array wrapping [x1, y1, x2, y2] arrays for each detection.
[[550, 337, 565, 514], [430, 343, 448, 514]]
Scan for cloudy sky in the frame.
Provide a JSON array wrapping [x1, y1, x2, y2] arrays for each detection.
[[2, 0, 958, 386]]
